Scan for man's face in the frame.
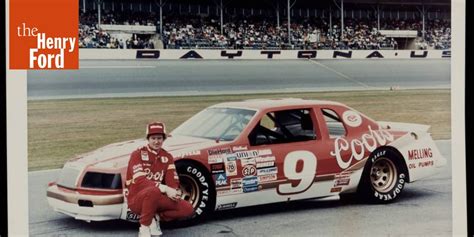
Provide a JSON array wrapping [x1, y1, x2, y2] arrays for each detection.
[[148, 134, 164, 150]]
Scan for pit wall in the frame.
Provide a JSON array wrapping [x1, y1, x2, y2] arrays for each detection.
[[79, 49, 451, 60]]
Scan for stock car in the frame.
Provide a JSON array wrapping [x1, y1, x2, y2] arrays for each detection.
[[47, 98, 447, 223]]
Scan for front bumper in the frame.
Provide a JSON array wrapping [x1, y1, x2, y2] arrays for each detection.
[[47, 184, 124, 222]]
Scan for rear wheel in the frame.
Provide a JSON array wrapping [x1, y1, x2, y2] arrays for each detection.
[[359, 148, 407, 203], [175, 161, 215, 225]]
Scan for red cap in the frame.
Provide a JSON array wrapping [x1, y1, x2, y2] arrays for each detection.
[[146, 122, 167, 139]]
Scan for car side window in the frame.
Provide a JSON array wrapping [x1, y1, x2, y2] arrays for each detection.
[[321, 109, 347, 138], [248, 109, 316, 146]]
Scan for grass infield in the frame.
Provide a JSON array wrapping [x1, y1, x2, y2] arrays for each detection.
[[28, 89, 450, 171]]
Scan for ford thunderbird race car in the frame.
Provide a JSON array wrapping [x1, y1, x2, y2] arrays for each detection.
[[47, 98, 447, 223]]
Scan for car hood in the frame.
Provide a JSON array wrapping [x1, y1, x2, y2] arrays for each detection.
[[63, 135, 226, 171]]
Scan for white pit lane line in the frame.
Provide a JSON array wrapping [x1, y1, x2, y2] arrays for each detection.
[[308, 59, 373, 89]]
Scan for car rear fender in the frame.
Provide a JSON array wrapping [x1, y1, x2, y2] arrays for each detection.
[[386, 132, 447, 182]]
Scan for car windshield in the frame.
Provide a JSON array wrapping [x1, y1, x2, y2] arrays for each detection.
[[172, 107, 256, 141]]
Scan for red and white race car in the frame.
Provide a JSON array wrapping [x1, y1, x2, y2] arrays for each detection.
[[47, 98, 447, 223]]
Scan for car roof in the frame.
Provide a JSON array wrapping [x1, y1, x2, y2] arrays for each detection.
[[211, 98, 345, 110]]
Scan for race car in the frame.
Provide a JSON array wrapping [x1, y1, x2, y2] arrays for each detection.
[[46, 98, 447, 223]]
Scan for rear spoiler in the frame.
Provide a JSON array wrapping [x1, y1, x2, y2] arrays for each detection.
[[378, 121, 430, 132]]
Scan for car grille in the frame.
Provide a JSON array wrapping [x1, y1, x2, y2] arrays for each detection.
[[57, 167, 81, 189], [81, 172, 122, 189]]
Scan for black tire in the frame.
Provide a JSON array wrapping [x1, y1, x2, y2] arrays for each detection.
[[174, 160, 216, 226], [358, 148, 408, 204]]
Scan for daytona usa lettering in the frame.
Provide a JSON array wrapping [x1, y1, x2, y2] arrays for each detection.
[[330, 126, 394, 169]]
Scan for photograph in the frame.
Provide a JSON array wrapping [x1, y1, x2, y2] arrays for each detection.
[[5, 0, 467, 236]]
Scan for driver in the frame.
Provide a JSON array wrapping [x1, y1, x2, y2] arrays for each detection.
[[126, 122, 194, 237]]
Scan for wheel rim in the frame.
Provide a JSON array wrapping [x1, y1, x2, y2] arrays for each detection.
[[370, 157, 397, 193], [179, 174, 200, 209]]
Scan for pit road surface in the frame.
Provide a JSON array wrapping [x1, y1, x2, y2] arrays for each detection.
[[29, 140, 451, 236], [28, 59, 450, 100]]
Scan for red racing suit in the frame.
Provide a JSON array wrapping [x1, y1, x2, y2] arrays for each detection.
[[126, 145, 194, 226]]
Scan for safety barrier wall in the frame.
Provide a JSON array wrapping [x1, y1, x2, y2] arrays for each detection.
[[80, 49, 451, 60]]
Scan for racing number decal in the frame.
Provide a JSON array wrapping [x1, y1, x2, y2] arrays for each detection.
[[278, 151, 317, 195]]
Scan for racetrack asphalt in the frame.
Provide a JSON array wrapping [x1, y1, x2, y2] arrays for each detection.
[[28, 140, 452, 236], [27, 59, 450, 100]]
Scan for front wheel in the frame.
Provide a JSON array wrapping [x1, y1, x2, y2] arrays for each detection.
[[176, 161, 216, 225], [358, 148, 407, 203]]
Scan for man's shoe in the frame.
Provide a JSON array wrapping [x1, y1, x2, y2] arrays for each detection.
[[139, 225, 151, 237], [150, 215, 163, 236]]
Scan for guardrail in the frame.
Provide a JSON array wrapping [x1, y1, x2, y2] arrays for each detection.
[[79, 49, 451, 60]]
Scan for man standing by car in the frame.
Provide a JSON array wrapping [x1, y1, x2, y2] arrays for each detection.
[[126, 122, 194, 237]]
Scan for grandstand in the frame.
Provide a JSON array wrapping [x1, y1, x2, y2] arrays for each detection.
[[78, 0, 450, 50]]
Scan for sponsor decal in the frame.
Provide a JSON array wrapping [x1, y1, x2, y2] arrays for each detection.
[[330, 187, 342, 193], [418, 160, 434, 168], [256, 156, 276, 163], [330, 126, 394, 169], [226, 155, 237, 161], [186, 166, 210, 216], [160, 156, 169, 163], [208, 155, 224, 164], [342, 110, 362, 127], [257, 167, 278, 175], [230, 178, 242, 189], [232, 145, 248, 152], [242, 165, 257, 176], [408, 148, 433, 160], [240, 157, 256, 166], [214, 173, 228, 186], [258, 149, 273, 156], [235, 150, 259, 159], [132, 164, 143, 173], [225, 160, 237, 176], [208, 147, 232, 156], [242, 176, 259, 187], [144, 168, 164, 182], [216, 202, 238, 210], [176, 150, 201, 158], [334, 176, 350, 186], [211, 163, 225, 174], [126, 210, 140, 221], [256, 161, 275, 169], [243, 185, 260, 193], [217, 188, 243, 196], [258, 174, 277, 183], [140, 151, 149, 161]]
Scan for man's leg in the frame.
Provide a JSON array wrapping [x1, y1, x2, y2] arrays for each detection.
[[157, 199, 195, 222], [128, 187, 166, 226]]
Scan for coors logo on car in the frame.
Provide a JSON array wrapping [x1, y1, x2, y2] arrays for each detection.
[[342, 110, 362, 127]]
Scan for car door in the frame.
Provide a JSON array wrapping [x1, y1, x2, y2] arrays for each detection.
[[242, 107, 335, 200]]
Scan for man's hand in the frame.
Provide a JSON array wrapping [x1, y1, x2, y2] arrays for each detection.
[[158, 184, 182, 201]]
